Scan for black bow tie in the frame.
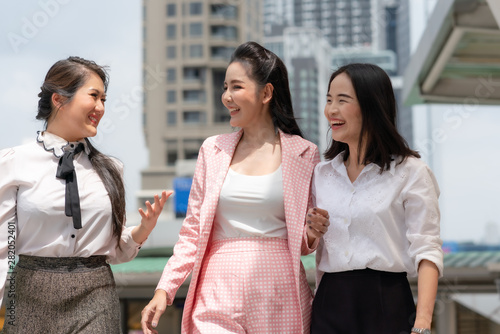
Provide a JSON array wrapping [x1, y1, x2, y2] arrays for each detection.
[[56, 143, 85, 229]]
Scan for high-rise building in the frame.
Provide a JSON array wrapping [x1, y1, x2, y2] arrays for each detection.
[[263, 0, 294, 36], [265, 27, 332, 148], [140, 0, 263, 206], [285, 28, 333, 150], [263, 0, 415, 149], [393, 0, 414, 147], [294, 0, 374, 48]]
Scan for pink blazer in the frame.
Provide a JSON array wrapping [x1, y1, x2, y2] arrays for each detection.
[[157, 129, 320, 333]]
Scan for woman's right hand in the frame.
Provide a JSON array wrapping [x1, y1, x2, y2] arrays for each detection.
[[141, 289, 169, 334]]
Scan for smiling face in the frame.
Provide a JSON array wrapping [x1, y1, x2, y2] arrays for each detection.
[[47, 72, 106, 142], [324, 72, 363, 148], [221, 61, 272, 129]]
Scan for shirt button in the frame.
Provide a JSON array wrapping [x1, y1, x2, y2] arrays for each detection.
[[71, 234, 75, 238], [344, 251, 349, 256]]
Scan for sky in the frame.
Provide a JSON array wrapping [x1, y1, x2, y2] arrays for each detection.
[[1, 0, 499, 244], [409, 0, 500, 244], [0, 0, 146, 214]]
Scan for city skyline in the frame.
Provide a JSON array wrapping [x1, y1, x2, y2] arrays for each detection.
[[0, 0, 499, 243]]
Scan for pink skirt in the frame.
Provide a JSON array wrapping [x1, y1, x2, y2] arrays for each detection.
[[191, 237, 303, 334]]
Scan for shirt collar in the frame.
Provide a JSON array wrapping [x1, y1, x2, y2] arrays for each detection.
[[36, 131, 90, 158], [329, 152, 347, 172], [329, 151, 398, 177]]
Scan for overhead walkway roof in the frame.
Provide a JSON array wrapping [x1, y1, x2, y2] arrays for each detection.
[[403, 0, 500, 105]]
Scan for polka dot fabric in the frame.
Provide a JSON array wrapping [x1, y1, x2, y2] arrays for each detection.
[[156, 129, 320, 333], [192, 238, 302, 334]]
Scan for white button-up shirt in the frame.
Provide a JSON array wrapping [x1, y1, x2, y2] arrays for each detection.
[[313, 152, 443, 284], [0, 131, 142, 307]]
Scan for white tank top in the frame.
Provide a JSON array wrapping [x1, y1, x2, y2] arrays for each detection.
[[213, 165, 287, 241]]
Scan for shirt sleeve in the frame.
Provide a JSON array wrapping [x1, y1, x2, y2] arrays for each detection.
[[155, 141, 208, 305], [0, 148, 19, 308], [403, 161, 444, 277], [106, 226, 144, 265]]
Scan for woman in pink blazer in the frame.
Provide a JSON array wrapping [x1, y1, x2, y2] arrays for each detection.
[[141, 42, 329, 334]]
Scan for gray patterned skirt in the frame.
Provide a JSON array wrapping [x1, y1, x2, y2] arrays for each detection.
[[2, 255, 121, 334]]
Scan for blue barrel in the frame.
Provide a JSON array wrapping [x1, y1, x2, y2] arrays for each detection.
[[173, 177, 193, 217]]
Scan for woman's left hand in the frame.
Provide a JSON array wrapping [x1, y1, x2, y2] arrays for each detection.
[[139, 190, 173, 232], [306, 207, 330, 246], [132, 190, 173, 244]]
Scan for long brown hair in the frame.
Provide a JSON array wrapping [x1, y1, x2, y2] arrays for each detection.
[[229, 41, 304, 137], [324, 63, 419, 170], [37, 56, 125, 246]]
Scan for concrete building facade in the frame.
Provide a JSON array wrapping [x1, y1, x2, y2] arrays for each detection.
[[140, 0, 263, 206]]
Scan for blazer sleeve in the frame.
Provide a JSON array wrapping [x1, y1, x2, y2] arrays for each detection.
[[0, 148, 18, 309], [155, 142, 208, 304], [301, 145, 321, 255]]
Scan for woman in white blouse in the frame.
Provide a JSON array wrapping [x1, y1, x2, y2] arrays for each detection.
[[0, 57, 171, 333], [309, 63, 443, 334]]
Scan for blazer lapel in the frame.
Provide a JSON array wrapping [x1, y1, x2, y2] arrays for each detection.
[[199, 129, 243, 236]]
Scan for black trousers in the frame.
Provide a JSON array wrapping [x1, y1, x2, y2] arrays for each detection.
[[311, 269, 416, 334]]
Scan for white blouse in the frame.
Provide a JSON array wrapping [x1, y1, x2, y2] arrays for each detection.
[[313, 153, 444, 282], [0, 131, 142, 307], [213, 166, 287, 240]]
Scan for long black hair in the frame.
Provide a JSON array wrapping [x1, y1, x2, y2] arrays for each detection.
[[230, 41, 303, 137], [324, 63, 419, 170], [37, 56, 125, 247]]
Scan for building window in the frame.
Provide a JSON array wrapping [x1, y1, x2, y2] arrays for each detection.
[[183, 139, 203, 159], [167, 110, 177, 125], [210, 46, 233, 60], [183, 90, 205, 103], [183, 111, 206, 124], [167, 90, 176, 103], [212, 69, 229, 123], [189, 44, 203, 58], [166, 24, 176, 39], [189, 22, 203, 37], [166, 150, 177, 166], [265, 42, 284, 58], [166, 3, 176, 16], [166, 45, 176, 59], [211, 4, 237, 19], [166, 68, 176, 82], [190, 2, 202, 15], [184, 150, 199, 159], [184, 67, 204, 82], [211, 25, 237, 40]]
